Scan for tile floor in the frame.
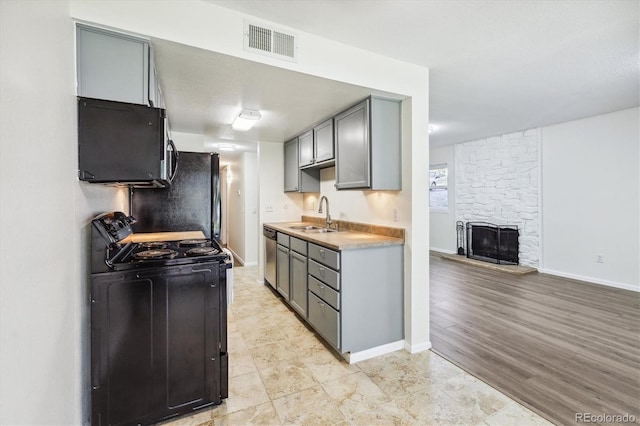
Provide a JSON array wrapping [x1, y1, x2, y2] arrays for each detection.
[[161, 265, 552, 426]]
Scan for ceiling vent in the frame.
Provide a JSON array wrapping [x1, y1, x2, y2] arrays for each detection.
[[244, 20, 298, 62]]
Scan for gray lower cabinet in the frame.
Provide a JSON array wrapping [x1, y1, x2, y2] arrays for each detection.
[[289, 250, 308, 317], [273, 232, 403, 354], [284, 138, 319, 193], [308, 292, 340, 349], [334, 97, 401, 190], [276, 244, 290, 299], [276, 236, 308, 317], [76, 24, 154, 106], [307, 242, 403, 353]]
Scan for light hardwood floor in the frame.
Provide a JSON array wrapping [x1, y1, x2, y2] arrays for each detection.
[[430, 254, 640, 426]]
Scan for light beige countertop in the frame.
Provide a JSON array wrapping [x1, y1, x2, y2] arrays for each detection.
[[264, 221, 404, 251], [121, 231, 206, 243]]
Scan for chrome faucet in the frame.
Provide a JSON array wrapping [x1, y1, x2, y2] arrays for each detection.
[[318, 196, 332, 229]]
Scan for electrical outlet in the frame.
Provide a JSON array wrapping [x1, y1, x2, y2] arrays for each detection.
[[393, 208, 399, 222], [595, 254, 604, 263], [265, 204, 273, 212], [307, 200, 315, 211]]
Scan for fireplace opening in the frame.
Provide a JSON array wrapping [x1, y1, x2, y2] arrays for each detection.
[[466, 222, 519, 265]]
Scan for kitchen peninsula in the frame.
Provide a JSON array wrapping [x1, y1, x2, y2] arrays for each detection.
[[264, 217, 404, 363]]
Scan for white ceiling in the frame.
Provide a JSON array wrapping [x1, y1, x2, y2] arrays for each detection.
[[151, 38, 389, 156], [155, 0, 639, 153]]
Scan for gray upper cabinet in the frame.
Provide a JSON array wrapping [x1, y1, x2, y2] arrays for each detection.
[[76, 24, 158, 107], [284, 138, 299, 192], [313, 118, 334, 164], [148, 48, 164, 108], [334, 97, 401, 190], [298, 130, 314, 168], [284, 137, 320, 193]]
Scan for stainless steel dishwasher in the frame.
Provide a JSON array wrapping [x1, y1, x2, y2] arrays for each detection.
[[263, 226, 277, 289]]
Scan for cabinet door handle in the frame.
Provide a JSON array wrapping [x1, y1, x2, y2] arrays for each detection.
[[319, 267, 325, 276]]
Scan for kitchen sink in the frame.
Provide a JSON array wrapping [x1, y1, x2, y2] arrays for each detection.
[[303, 228, 338, 233], [288, 225, 338, 233]]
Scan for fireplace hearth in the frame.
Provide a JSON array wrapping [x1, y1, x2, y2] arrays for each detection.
[[466, 222, 519, 265]]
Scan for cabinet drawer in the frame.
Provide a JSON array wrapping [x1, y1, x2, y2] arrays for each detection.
[[308, 243, 340, 270], [308, 275, 340, 310], [308, 291, 340, 350], [290, 237, 307, 255], [308, 260, 340, 291], [277, 233, 290, 247]]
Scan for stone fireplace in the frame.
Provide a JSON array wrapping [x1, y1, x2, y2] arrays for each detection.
[[455, 129, 539, 267]]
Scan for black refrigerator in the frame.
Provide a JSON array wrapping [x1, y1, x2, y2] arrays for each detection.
[[131, 151, 221, 240]]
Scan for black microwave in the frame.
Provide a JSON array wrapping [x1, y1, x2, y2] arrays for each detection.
[[78, 97, 178, 188]]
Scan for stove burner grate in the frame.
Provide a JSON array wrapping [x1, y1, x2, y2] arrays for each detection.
[[133, 249, 178, 260], [178, 239, 210, 248], [186, 246, 221, 256]]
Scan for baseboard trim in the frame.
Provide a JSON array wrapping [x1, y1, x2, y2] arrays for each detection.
[[429, 247, 457, 255], [404, 340, 432, 354], [344, 340, 405, 364], [243, 261, 258, 266], [226, 248, 244, 266], [539, 268, 639, 293]]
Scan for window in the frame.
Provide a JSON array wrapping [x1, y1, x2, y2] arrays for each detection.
[[429, 164, 448, 210]]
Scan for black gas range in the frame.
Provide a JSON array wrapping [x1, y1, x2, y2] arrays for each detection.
[[89, 212, 230, 425]]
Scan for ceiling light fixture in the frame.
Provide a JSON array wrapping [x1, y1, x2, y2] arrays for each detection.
[[217, 143, 236, 151], [231, 109, 262, 131], [428, 125, 435, 133]]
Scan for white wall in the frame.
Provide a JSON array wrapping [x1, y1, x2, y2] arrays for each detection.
[[243, 152, 258, 265], [171, 130, 206, 152], [303, 168, 402, 226], [429, 144, 456, 253], [227, 155, 245, 262], [257, 141, 304, 282], [226, 152, 259, 264], [0, 1, 125, 424], [542, 108, 639, 291], [220, 165, 229, 244]]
